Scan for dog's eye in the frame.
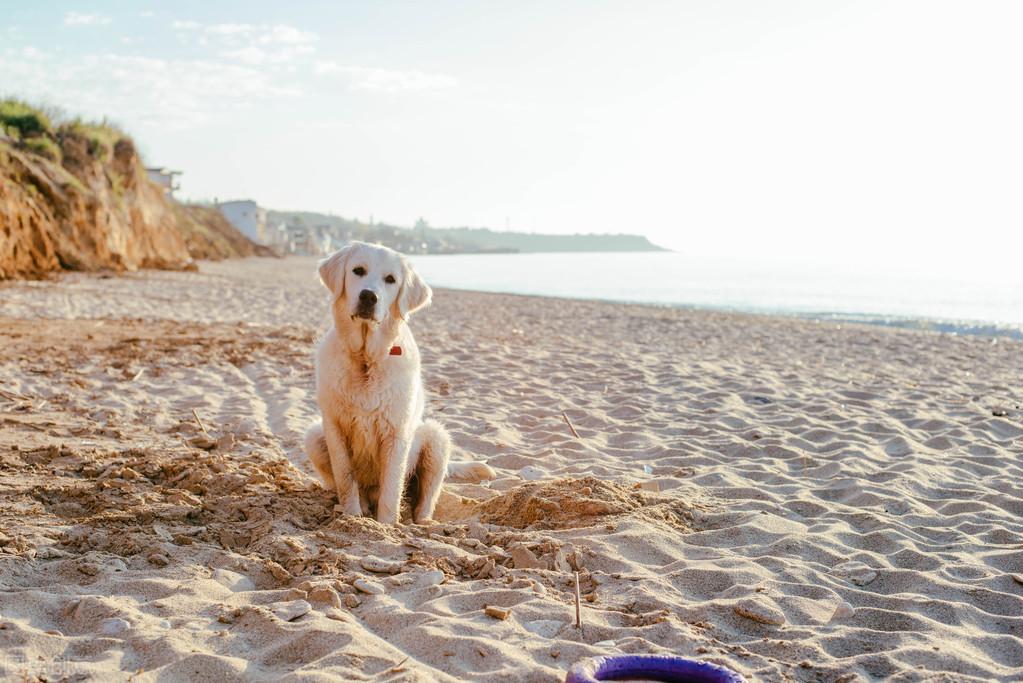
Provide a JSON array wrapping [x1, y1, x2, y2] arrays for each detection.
[[352, 267, 366, 277], [384, 274, 396, 284]]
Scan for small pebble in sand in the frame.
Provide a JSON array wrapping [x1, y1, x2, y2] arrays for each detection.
[[353, 577, 384, 595], [99, 617, 131, 636], [308, 585, 342, 609], [188, 434, 216, 450], [147, 552, 169, 567], [733, 598, 786, 626], [829, 601, 855, 621], [270, 599, 311, 622], [361, 557, 402, 574], [344, 594, 362, 609], [484, 605, 510, 620]]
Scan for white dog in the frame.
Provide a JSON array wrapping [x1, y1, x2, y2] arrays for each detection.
[[304, 242, 494, 524]]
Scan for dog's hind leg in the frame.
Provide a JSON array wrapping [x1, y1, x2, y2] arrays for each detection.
[[304, 421, 334, 487], [409, 419, 452, 524]]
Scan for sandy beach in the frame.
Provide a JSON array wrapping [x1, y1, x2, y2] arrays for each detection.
[[0, 256, 1021, 682]]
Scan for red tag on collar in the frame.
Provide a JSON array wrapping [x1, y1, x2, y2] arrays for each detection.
[[389, 345, 402, 356]]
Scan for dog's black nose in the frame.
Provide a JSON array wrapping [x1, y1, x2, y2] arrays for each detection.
[[359, 289, 377, 306]]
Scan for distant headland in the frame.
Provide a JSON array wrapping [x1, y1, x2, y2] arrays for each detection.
[[266, 210, 668, 256]]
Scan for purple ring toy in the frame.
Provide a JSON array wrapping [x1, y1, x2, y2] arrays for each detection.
[[565, 655, 746, 683]]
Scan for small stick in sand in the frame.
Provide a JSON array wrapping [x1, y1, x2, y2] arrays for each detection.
[[574, 571, 582, 630], [131, 368, 145, 382], [562, 410, 581, 439], [191, 408, 210, 437], [389, 655, 410, 673]]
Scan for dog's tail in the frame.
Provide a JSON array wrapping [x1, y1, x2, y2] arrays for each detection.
[[446, 460, 497, 483], [304, 421, 333, 488]]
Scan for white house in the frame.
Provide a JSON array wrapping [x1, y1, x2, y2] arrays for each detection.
[[146, 167, 181, 199], [217, 200, 267, 244]]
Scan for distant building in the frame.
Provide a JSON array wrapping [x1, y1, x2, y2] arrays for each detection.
[[218, 200, 267, 244], [146, 167, 181, 199]]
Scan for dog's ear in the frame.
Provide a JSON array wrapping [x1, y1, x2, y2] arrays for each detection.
[[396, 259, 432, 320], [318, 245, 355, 299]]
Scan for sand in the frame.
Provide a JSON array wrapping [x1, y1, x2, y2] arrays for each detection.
[[0, 256, 1021, 682]]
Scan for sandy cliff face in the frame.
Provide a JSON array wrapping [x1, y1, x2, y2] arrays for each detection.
[[0, 129, 197, 279]]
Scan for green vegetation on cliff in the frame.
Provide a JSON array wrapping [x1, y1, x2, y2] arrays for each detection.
[[0, 99, 268, 279]]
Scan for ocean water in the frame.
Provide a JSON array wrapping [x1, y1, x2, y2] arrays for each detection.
[[411, 252, 1023, 338]]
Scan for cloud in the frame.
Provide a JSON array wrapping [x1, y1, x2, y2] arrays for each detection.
[[316, 62, 458, 92], [64, 12, 111, 26], [172, 20, 318, 65], [0, 51, 300, 131], [172, 21, 318, 46]]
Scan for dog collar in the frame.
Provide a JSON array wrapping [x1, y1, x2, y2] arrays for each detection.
[[389, 345, 402, 356]]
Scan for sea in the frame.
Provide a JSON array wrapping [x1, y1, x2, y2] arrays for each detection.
[[410, 251, 1023, 339]]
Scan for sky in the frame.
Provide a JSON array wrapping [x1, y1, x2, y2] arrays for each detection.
[[2, 1, 1021, 270]]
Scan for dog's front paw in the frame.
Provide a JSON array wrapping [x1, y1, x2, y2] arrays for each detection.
[[376, 505, 400, 525], [337, 495, 363, 517]]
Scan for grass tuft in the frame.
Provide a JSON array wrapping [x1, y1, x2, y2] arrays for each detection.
[[0, 99, 54, 139], [21, 137, 62, 162]]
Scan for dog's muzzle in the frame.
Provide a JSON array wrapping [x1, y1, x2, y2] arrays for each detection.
[[355, 289, 377, 320]]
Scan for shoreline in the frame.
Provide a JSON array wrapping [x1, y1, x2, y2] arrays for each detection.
[[431, 286, 1023, 341], [3, 257, 1021, 341]]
